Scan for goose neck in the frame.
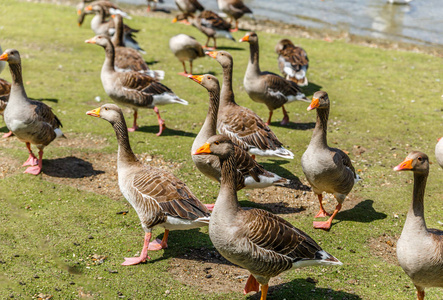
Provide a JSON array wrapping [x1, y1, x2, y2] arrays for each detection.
[[200, 88, 220, 138], [112, 118, 138, 165], [8, 63, 27, 99], [220, 61, 236, 107], [112, 18, 124, 47], [216, 154, 241, 213], [102, 42, 116, 74], [310, 107, 329, 148], [403, 172, 428, 233], [247, 41, 260, 75]]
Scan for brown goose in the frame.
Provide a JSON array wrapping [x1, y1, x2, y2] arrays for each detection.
[[0, 78, 12, 138], [111, 14, 164, 80], [206, 50, 294, 159], [301, 91, 360, 230], [193, 135, 342, 299], [169, 34, 205, 75], [275, 39, 309, 87], [240, 32, 308, 125], [77, 0, 130, 21], [86, 35, 188, 136], [188, 74, 290, 189], [394, 152, 443, 300], [0, 49, 64, 175], [216, 0, 253, 32], [175, 0, 204, 17], [87, 103, 210, 265], [174, 11, 235, 50], [435, 137, 443, 169]]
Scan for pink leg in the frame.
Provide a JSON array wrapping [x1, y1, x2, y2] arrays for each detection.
[[280, 105, 289, 125], [178, 61, 188, 76], [22, 142, 38, 167], [2, 130, 13, 138], [313, 203, 342, 231], [147, 229, 169, 250], [230, 20, 239, 32], [24, 150, 43, 175], [122, 232, 152, 266], [153, 107, 166, 136], [265, 111, 273, 125], [243, 274, 260, 294], [128, 110, 139, 132], [204, 204, 215, 211], [314, 194, 330, 218]]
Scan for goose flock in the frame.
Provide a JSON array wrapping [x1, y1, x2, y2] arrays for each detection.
[[0, 0, 442, 299]]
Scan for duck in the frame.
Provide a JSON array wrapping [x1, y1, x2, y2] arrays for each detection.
[[84, 4, 145, 53], [0, 49, 64, 175], [174, 11, 235, 50], [77, 0, 131, 21], [87, 103, 211, 265], [0, 78, 13, 138], [240, 32, 308, 125], [275, 39, 309, 87], [435, 137, 443, 169], [188, 73, 290, 189], [206, 50, 294, 159], [301, 91, 360, 230], [169, 34, 205, 75], [216, 0, 253, 32], [193, 135, 342, 299], [85, 35, 188, 136], [111, 14, 164, 80], [393, 151, 443, 300], [175, 0, 204, 18]]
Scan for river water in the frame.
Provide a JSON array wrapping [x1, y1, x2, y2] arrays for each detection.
[[117, 0, 443, 47]]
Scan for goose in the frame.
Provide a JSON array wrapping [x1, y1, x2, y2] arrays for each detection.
[[275, 39, 309, 87], [193, 135, 342, 299], [0, 49, 64, 175], [240, 32, 308, 125], [146, 0, 163, 12], [174, 11, 234, 50], [84, 4, 145, 53], [175, 0, 204, 18], [216, 0, 253, 32], [301, 91, 360, 230], [112, 14, 164, 80], [188, 73, 290, 189], [206, 50, 294, 159], [87, 103, 211, 265], [0, 78, 12, 138], [77, 0, 131, 21], [393, 151, 443, 300], [435, 137, 443, 169], [85, 35, 188, 136], [169, 34, 205, 75], [0, 45, 5, 74]]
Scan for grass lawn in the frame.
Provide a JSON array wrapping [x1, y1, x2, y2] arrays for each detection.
[[0, 0, 442, 299]]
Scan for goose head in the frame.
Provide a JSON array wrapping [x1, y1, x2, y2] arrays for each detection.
[[275, 39, 295, 54], [188, 74, 220, 92], [86, 103, 123, 125], [239, 31, 258, 44], [394, 151, 429, 175], [206, 51, 233, 68], [85, 35, 112, 49], [0, 49, 21, 65], [193, 135, 235, 160], [308, 91, 330, 111]]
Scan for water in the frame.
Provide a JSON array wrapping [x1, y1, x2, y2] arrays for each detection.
[[117, 0, 443, 47]]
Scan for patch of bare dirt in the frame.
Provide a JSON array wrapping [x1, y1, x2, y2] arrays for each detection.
[[368, 233, 399, 265]]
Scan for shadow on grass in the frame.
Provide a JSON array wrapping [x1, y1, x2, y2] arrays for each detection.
[[29, 97, 59, 103], [239, 199, 307, 215], [301, 81, 323, 97], [216, 46, 245, 51], [335, 199, 387, 223], [152, 8, 171, 13], [269, 120, 315, 130], [259, 160, 310, 191], [137, 125, 197, 137], [42, 156, 104, 178]]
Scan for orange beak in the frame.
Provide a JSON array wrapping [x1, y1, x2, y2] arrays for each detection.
[[77, 9, 82, 15], [0, 53, 8, 61], [393, 158, 413, 171], [85, 5, 93, 11], [193, 142, 212, 155], [239, 34, 249, 43], [188, 74, 204, 84], [85, 37, 97, 44], [86, 107, 101, 117], [206, 51, 218, 59], [172, 17, 177, 23], [111, 15, 116, 18], [307, 97, 319, 111]]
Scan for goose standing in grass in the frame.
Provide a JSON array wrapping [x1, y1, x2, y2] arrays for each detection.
[[0, 49, 64, 175], [175, 0, 204, 18], [188, 73, 290, 189], [169, 34, 205, 75], [0, 78, 13, 138], [87, 104, 211, 265], [112, 14, 164, 80], [146, 0, 163, 12], [86, 35, 187, 136], [301, 91, 360, 230], [193, 135, 342, 299], [394, 151, 443, 300], [240, 32, 308, 125], [216, 0, 253, 32], [435, 137, 443, 169], [77, 0, 131, 20], [275, 39, 309, 87], [207, 50, 294, 159]]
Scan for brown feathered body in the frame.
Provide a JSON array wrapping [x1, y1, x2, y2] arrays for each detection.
[[0, 78, 11, 114], [275, 39, 309, 86]]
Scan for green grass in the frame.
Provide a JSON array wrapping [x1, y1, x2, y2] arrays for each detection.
[[1, 0, 443, 298]]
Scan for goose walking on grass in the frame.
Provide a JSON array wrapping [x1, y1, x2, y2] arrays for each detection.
[[193, 135, 342, 300], [240, 32, 308, 125], [394, 152, 443, 300], [87, 104, 211, 265], [275, 39, 309, 87], [86, 35, 187, 136], [301, 91, 360, 230], [169, 34, 205, 75], [216, 0, 253, 32], [188, 73, 290, 189], [0, 49, 64, 175], [207, 50, 294, 159], [175, 0, 204, 18]]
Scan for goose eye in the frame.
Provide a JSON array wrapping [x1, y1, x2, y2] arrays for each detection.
[[214, 141, 219, 145], [418, 156, 422, 161], [104, 107, 108, 110]]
